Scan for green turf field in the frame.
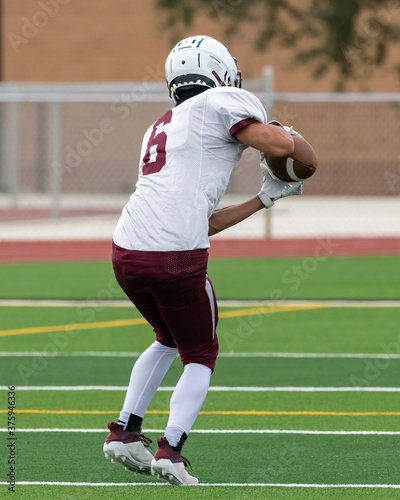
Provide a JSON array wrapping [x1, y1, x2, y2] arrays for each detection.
[[1, 255, 399, 300], [0, 255, 400, 499]]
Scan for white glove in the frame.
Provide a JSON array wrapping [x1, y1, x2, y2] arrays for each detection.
[[283, 125, 304, 139], [258, 163, 303, 208], [267, 120, 303, 139]]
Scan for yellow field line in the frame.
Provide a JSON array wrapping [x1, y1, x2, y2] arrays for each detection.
[[1, 409, 400, 416], [0, 305, 323, 338], [0, 318, 147, 337], [218, 304, 322, 318]]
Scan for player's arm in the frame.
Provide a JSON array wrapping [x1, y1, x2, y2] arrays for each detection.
[[208, 196, 264, 236], [209, 119, 301, 236], [208, 172, 302, 236], [235, 122, 294, 157], [209, 160, 303, 235]]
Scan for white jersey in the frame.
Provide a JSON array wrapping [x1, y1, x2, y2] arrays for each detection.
[[113, 86, 267, 251]]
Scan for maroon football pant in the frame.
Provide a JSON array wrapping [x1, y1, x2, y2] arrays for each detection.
[[112, 243, 219, 371]]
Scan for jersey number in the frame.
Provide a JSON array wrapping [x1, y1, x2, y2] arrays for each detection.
[[142, 110, 173, 175]]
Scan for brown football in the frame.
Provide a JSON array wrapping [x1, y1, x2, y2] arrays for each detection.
[[266, 135, 317, 182]]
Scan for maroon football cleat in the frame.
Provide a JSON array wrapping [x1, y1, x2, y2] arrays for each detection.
[[103, 422, 153, 475], [151, 437, 198, 485]]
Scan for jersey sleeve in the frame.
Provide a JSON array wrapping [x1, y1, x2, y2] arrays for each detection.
[[206, 87, 268, 142]]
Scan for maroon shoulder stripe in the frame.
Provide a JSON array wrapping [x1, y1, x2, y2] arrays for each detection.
[[230, 118, 257, 140]]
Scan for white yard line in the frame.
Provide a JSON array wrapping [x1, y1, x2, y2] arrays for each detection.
[[1, 428, 400, 435], [220, 300, 400, 308], [1, 385, 400, 392], [0, 481, 399, 488], [2, 351, 400, 359], [220, 352, 400, 358], [0, 299, 399, 308], [0, 352, 143, 357], [0, 299, 131, 307]]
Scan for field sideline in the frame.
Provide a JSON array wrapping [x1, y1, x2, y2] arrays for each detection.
[[1, 255, 399, 499]]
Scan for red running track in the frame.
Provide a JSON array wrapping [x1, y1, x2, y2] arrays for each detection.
[[1, 237, 400, 263]]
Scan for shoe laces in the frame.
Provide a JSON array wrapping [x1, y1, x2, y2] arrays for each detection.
[[140, 433, 153, 449], [181, 455, 192, 469]]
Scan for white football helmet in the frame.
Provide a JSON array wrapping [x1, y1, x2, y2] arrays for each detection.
[[165, 35, 242, 104]]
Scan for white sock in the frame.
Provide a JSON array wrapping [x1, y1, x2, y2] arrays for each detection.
[[119, 340, 177, 426], [165, 363, 212, 447]]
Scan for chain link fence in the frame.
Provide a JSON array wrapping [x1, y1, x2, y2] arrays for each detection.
[[0, 76, 399, 240]]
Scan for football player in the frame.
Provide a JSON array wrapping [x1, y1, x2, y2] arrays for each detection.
[[104, 35, 301, 485]]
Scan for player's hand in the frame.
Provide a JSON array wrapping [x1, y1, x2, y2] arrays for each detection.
[[258, 163, 303, 208]]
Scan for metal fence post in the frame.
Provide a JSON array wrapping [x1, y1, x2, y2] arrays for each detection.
[[9, 101, 19, 208], [51, 101, 61, 219], [262, 66, 275, 238], [36, 102, 47, 193]]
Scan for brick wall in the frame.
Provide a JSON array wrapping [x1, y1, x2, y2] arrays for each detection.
[[4, 0, 400, 91], [3, 1, 400, 200]]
